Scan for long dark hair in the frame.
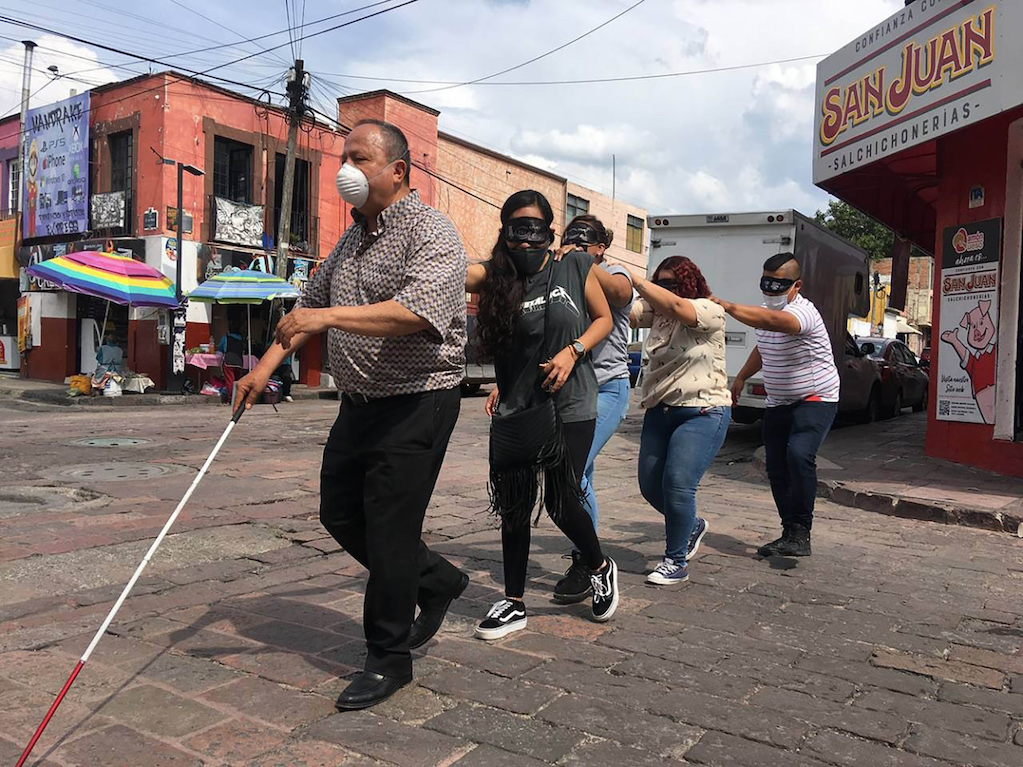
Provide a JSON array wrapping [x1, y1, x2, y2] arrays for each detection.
[[476, 189, 555, 358], [654, 256, 711, 299]]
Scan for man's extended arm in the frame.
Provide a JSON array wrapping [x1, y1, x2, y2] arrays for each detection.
[[713, 298, 801, 335]]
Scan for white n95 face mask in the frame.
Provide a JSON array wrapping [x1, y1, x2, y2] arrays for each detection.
[[763, 293, 789, 311], [335, 163, 371, 208], [335, 158, 402, 208]]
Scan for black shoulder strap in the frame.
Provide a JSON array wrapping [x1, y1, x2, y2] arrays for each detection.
[[540, 254, 557, 361]]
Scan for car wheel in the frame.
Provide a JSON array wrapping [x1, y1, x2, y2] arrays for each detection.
[[913, 387, 928, 414], [888, 389, 903, 419], [862, 386, 880, 424], [460, 382, 481, 397]]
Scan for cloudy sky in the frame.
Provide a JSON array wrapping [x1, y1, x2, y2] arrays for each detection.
[[0, 0, 905, 215]]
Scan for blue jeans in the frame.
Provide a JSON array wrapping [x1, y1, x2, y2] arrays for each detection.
[[582, 376, 631, 527], [762, 400, 837, 530], [638, 405, 730, 562]]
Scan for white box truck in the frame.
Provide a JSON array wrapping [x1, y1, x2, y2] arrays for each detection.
[[646, 210, 870, 423]]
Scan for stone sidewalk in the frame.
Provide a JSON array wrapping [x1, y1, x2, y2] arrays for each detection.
[[1, 395, 1021, 766], [754, 412, 1023, 535]]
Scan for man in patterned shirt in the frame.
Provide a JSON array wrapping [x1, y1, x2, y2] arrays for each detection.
[[235, 120, 470, 710]]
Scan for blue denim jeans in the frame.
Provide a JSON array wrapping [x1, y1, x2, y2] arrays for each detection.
[[762, 400, 837, 530], [638, 405, 730, 562], [581, 376, 631, 528]]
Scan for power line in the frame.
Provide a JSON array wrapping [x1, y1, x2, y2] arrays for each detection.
[[403, 0, 648, 95], [310, 53, 829, 88], [164, 0, 291, 67]]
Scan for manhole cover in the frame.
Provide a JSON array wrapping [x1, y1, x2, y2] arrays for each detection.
[[70, 437, 152, 448], [55, 463, 183, 482]]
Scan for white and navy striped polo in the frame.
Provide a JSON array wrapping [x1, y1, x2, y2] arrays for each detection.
[[755, 294, 840, 407]]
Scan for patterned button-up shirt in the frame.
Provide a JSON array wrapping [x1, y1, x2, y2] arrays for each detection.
[[297, 190, 467, 397]]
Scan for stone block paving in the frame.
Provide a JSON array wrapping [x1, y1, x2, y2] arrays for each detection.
[[0, 396, 1021, 765]]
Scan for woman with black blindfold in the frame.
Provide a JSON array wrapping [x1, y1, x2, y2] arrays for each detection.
[[549, 215, 634, 604], [464, 190, 618, 639], [630, 256, 731, 586]]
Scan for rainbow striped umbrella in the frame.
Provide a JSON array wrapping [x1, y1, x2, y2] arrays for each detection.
[[188, 269, 300, 305], [25, 251, 178, 308]]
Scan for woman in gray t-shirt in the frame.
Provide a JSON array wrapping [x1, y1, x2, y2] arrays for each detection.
[[550, 215, 634, 605], [465, 190, 620, 641]]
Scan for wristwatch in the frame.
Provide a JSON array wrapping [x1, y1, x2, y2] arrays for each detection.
[[570, 340, 586, 360]]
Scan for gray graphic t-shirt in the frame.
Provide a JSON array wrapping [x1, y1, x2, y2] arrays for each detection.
[[492, 250, 597, 423], [591, 263, 634, 385]]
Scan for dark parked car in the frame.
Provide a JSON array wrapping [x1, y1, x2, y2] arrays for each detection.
[[839, 333, 884, 423], [856, 337, 929, 418]]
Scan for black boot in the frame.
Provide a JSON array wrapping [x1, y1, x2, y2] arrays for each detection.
[[757, 528, 790, 558], [553, 550, 593, 604], [771, 524, 812, 557]]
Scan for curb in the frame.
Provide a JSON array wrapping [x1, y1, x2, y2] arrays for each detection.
[[751, 448, 1023, 535]]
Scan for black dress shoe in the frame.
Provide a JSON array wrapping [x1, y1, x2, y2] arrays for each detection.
[[408, 572, 469, 650], [335, 670, 411, 710]]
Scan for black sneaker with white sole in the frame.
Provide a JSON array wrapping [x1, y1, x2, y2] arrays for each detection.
[[590, 558, 619, 623], [474, 599, 527, 641]]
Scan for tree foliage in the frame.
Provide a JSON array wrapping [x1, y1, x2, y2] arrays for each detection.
[[814, 200, 894, 261]]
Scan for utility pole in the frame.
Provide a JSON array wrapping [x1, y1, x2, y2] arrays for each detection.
[[15, 40, 36, 224], [275, 60, 308, 278]]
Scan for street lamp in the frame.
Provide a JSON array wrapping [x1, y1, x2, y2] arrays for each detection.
[[153, 149, 203, 392]]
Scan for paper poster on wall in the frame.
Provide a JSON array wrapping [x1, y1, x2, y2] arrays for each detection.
[[936, 218, 1001, 425], [22, 92, 90, 238]]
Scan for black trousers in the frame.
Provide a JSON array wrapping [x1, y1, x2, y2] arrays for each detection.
[[762, 400, 838, 530], [501, 419, 603, 597], [319, 386, 464, 678]]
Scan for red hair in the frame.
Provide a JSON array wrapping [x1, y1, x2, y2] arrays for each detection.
[[654, 256, 711, 299]]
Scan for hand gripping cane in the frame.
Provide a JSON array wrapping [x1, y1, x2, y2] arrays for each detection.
[[16, 404, 248, 767]]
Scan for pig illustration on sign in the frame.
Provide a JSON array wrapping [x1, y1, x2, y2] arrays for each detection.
[[940, 299, 997, 424]]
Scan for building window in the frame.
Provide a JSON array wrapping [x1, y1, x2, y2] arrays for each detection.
[[109, 131, 133, 229], [213, 137, 253, 203], [627, 214, 644, 253], [7, 158, 19, 214], [566, 193, 589, 224]]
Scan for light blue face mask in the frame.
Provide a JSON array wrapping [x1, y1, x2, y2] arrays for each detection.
[[763, 293, 789, 311]]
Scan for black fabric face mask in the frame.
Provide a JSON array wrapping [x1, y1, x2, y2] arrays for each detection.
[[504, 217, 553, 246], [760, 276, 795, 294], [562, 225, 601, 248], [508, 246, 549, 276]]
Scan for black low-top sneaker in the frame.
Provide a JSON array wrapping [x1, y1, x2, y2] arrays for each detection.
[[590, 558, 619, 623], [553, 550, 592, 604], [475, 599, 527, 641]]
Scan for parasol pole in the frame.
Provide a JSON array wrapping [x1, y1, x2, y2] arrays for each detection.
[[246, 303, 252, 371]]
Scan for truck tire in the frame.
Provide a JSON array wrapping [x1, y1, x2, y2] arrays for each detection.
[[731, 407, 762, 425], [460, 382, 481, 397]]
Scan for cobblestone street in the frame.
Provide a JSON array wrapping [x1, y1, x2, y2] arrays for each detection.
[[0, 395, 1021, 766]]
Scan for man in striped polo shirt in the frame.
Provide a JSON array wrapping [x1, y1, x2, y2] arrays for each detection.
[[714, 253, 839, 558]]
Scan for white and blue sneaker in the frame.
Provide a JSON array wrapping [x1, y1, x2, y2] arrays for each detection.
[[475, 599, 527, 641], [686, 517, 710, 560], [646, 557, 690, 586]]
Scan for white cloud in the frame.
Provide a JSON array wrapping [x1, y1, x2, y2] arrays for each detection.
[[0, 36, 120, 118]]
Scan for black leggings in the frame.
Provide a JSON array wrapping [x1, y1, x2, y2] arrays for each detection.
[[502, 419, 603, 597]]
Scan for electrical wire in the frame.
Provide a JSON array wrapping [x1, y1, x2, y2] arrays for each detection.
[[164, 0, 292, 67], [402, 0, 648, 94]]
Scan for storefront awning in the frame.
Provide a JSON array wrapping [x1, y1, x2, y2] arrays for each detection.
[[896, 318, 921, 336]]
